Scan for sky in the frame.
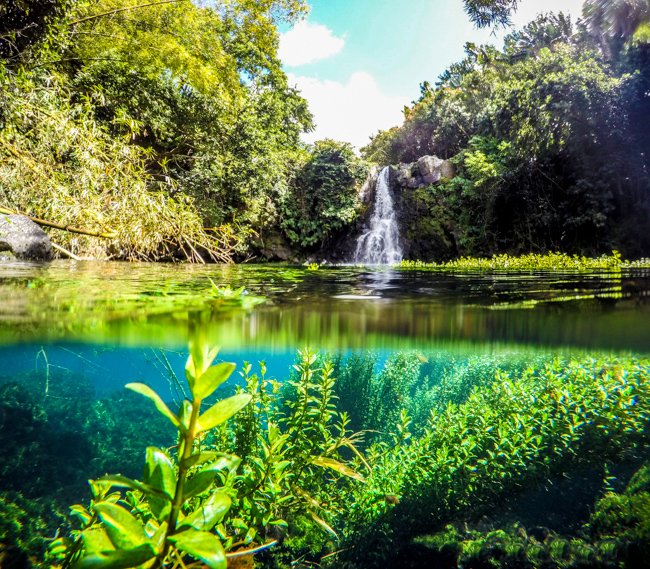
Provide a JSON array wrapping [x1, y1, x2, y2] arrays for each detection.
[[278, 0, 585, 149]]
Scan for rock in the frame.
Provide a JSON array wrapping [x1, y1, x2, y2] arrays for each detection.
[[417, 155, 444, 185], [259, 230, 294, 262], [0, 214, 53, 261], [395, 163, 413, 187], [358, 166, 379, 204], [440, 159, 455, 179], [407, 177, 421, 189]]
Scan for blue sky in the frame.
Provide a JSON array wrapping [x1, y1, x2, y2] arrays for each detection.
[[278, 0, 585, 148]]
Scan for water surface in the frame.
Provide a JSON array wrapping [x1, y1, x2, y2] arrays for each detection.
[[0, 260, 648, 351]]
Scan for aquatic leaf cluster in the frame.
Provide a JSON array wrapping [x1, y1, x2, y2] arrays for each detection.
[[413, 462, 650, 568], [332, 351, 551, 438], [206, 350, 367, 565], [339, 355, 650, 566], [4, 347, 650, 568], [50, 343, 366, 569], [401, 251, 650, 271], [53, 341, 252, 568]]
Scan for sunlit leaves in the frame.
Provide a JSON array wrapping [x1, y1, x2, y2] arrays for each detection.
[[311, 456, 365, 482], [197, 394, 252, 433], [92, 503, 149, 550], [124, 383, 181, 430], [168, 529, 227, 569], [76, 544, 156, 569], [64, 340, 252, 569], [179, 491, 232, 531]]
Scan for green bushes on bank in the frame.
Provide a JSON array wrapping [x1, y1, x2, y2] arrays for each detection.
[[400, 251, 650, 271]]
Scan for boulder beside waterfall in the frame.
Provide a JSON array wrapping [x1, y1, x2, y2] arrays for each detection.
[[393, 154, 455, 190], [0, 214, 53, 261]]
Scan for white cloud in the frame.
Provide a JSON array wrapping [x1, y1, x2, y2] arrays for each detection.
[[288, 71, 408, 149], [279, 21, 345, 67]]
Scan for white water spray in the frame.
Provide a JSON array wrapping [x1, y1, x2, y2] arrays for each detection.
[[353, 166, 403, 265]]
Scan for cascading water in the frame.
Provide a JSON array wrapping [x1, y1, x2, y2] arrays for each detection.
[[353, 166, 403, 264]]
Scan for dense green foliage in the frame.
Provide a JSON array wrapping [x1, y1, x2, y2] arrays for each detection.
[[413, 462, 650, 568], [364, 8, 650, 260], [338, 354, 650, 567], [0, 0, 372, 261], [280, 140, 368, 250], [401, 251, 650, 271], [4, 345, 650, 569]]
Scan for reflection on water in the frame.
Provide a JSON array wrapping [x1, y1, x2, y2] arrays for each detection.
[[0, 260, 648, 350]]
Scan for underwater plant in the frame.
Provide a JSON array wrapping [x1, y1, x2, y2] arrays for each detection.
[[48, 345, 367, 569], [52, 339, 252, 568], [337, 354, 650, 567], [210, 350, 367, 566]]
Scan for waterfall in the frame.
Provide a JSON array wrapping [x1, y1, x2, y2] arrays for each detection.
[[353, 166, 403, 265]]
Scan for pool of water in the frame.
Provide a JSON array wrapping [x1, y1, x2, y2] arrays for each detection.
[[1, 260, 649, 568], [1, 260, 649, 350]]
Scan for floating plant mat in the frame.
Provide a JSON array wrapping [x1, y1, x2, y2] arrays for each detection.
[[0, 261, 649, 349]]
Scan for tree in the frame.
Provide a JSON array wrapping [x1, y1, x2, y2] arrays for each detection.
[[281, 140, 368, 250], [463, 0, 520, 28], [583, 0, 650, 57], [0, 0, 67, 60]]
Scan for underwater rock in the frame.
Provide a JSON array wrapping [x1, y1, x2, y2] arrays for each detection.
[[0, 215, 52, 261]]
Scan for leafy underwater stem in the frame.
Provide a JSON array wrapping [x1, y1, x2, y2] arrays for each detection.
[[159, 395, 201, 566]]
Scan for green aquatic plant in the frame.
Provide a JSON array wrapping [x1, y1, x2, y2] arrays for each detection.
[[400, 251, 650, 271], [339, 354, 650, 567], [210, 350, 367, 565], [53, 340, 252, 569], [48, 346, 367, 569], [411, 462, 650, 569]]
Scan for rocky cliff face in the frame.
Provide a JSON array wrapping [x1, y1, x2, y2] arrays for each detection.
[[387, 155, 458, 262], [393, 155, 455, 190]]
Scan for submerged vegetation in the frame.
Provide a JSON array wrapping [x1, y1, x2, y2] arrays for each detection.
[[3, 344, 650, 568]]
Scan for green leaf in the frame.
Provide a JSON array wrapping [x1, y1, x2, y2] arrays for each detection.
[[178, 400, 193, 432], [182, 468, 218, 501], [143, 447, 176, 521], [143, 448, 176, 498], [77, 544, 156, 569], [308, 510, 338, 538], [93, 502, 149, 550], [125, 383, 181, 430], [193, 362, 236, 400], [311, 456, 365, 482], [70, 504, 92, 526], [179, 491, 231, 531], [196, 394, 251, 433], [81, 527, 114, 555], [97, 474, 170, 501], [168, 529, 226, 569], [182, 453, 240, 472], [186, 343, 220, 387]]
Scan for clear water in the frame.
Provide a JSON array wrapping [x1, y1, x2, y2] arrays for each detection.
[[1, 260, 648, 350], [1, 259, 650, 565]]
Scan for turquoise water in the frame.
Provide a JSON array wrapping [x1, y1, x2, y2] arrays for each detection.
[[1, 260, 650, 567]]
